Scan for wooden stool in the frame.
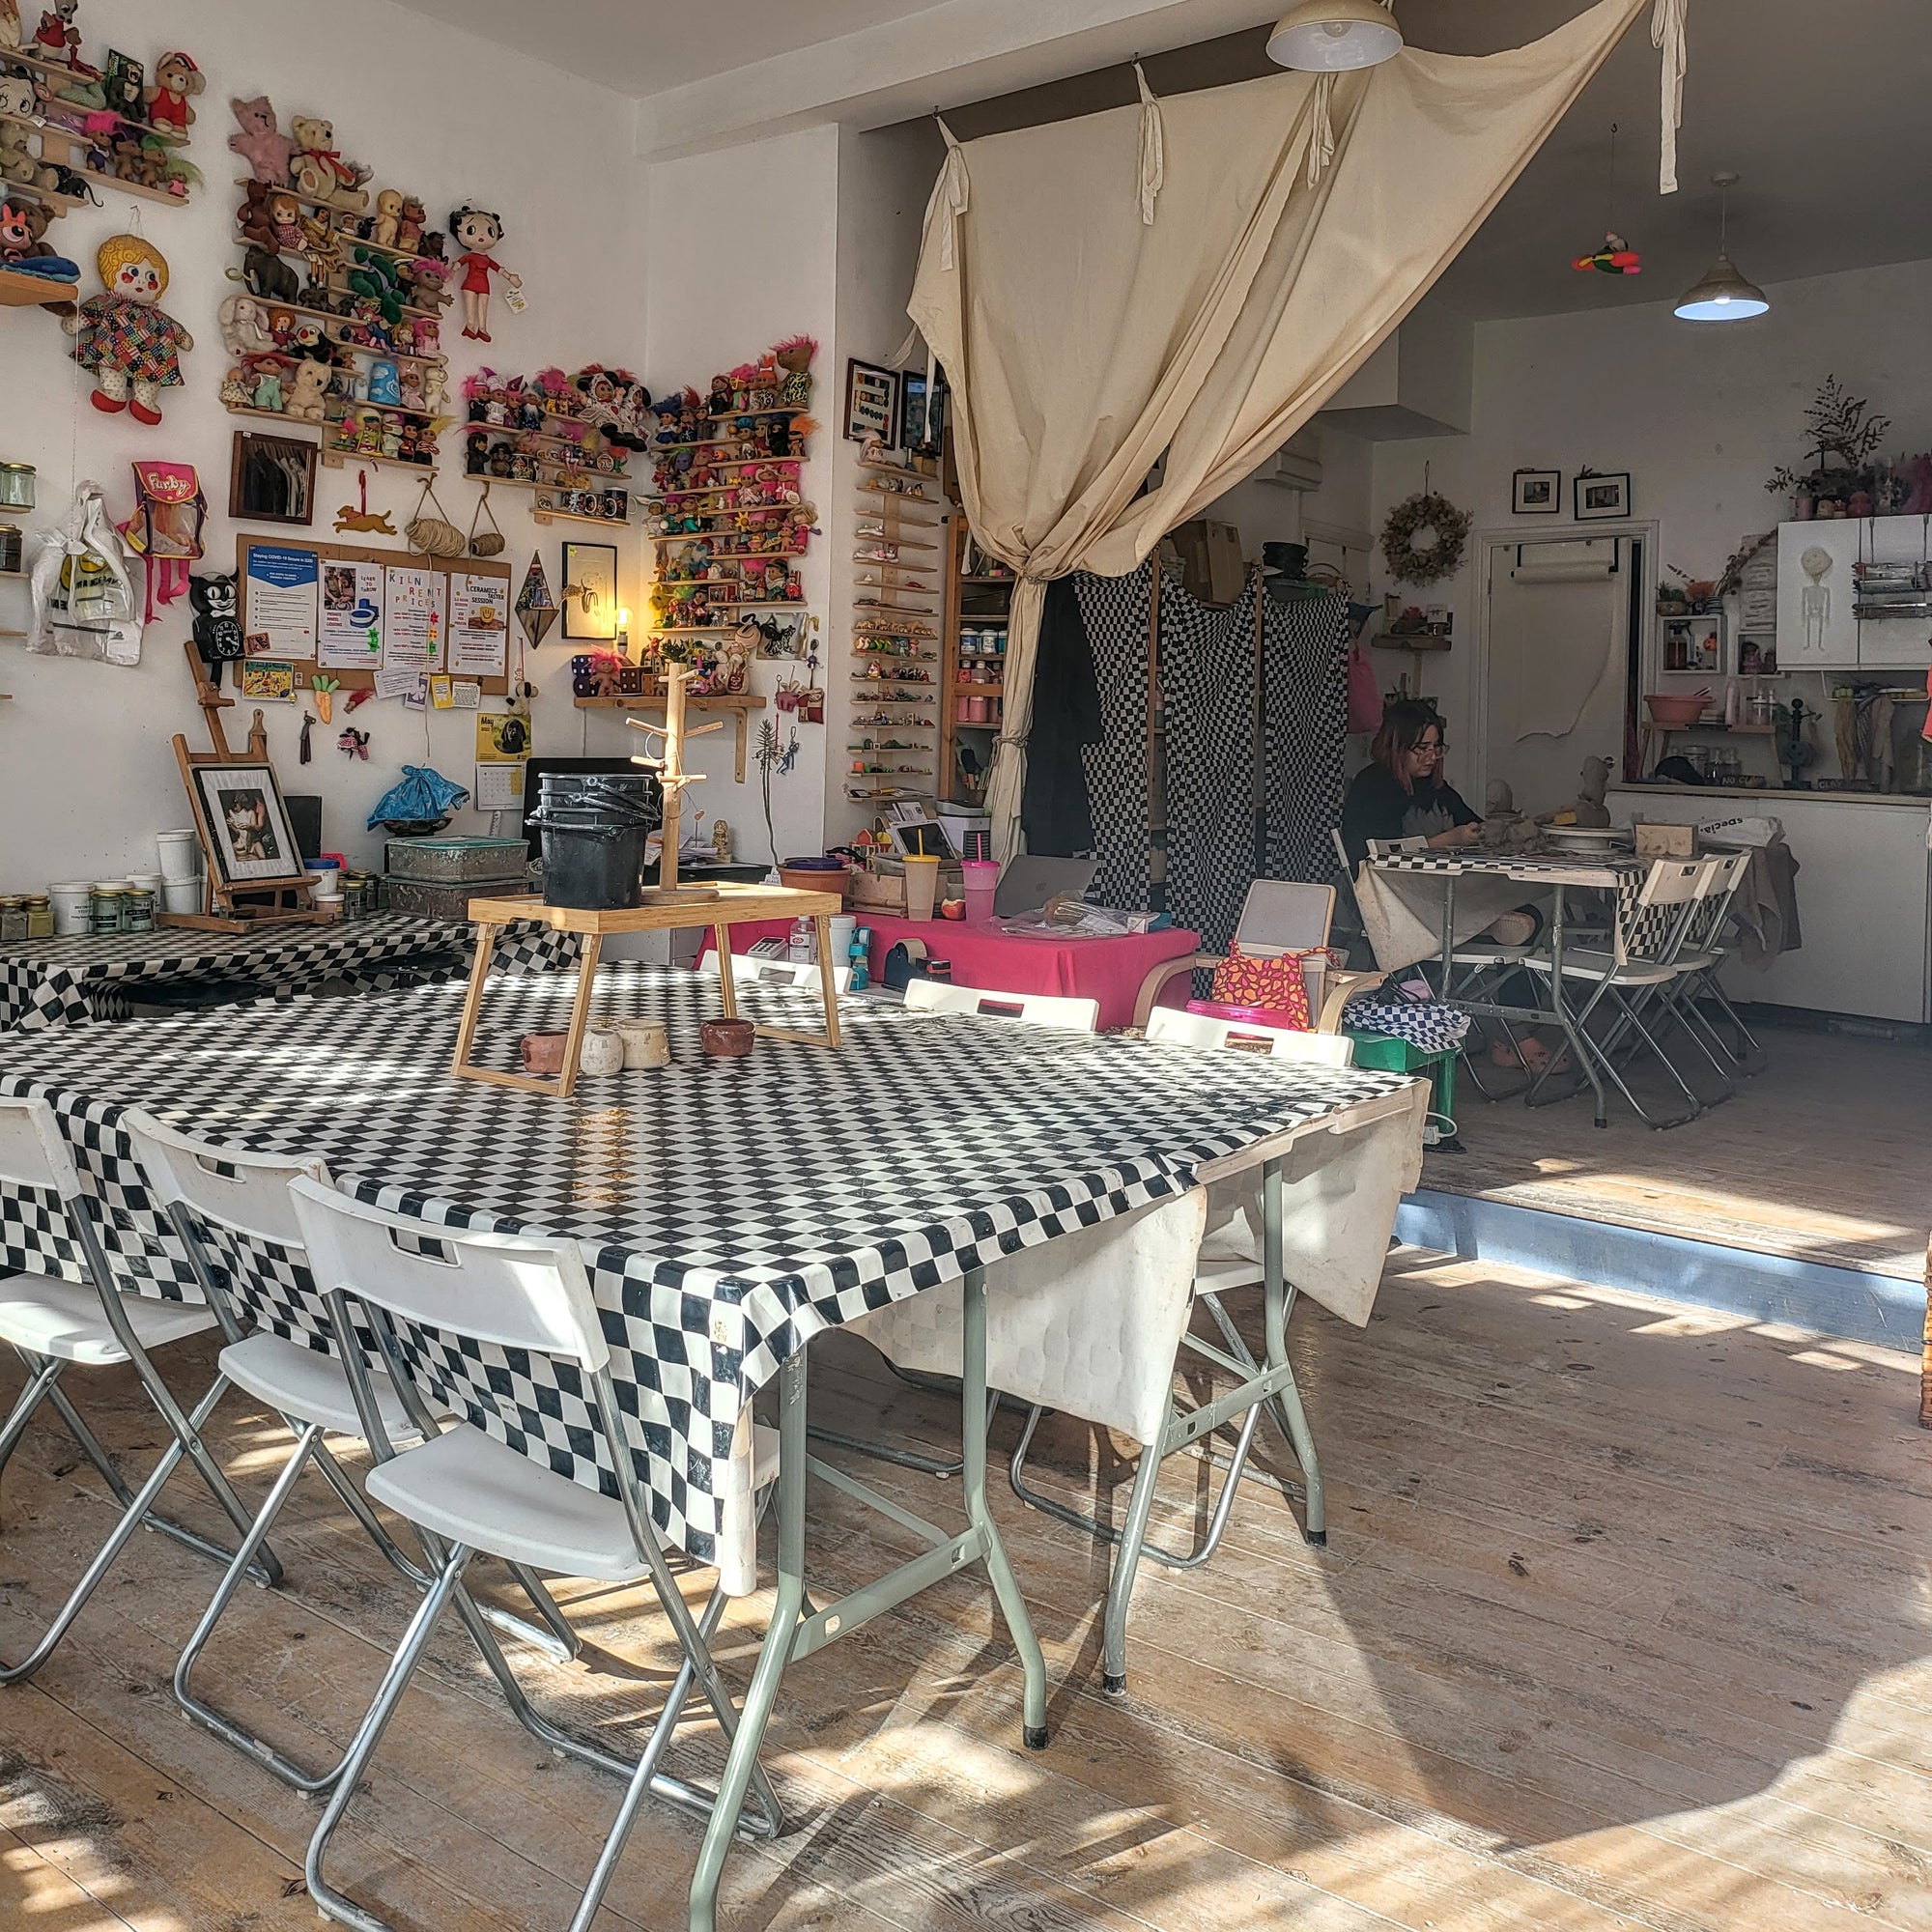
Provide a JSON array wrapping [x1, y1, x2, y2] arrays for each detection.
[[450, 882, 846, 1096]]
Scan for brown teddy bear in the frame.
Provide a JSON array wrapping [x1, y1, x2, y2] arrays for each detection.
[[281, 356, 331, 423], [289, 116, 369, 213]]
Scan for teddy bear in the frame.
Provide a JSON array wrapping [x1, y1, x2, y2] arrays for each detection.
[[237, 179, 298, 252], [395, 194, 425, 254], [143, 52, 203, 133], [369, 187, 404, 250], [0, 0, 20, 53], [290, 116, 370, 213], [281, 357, 330, 423], [228, 96, 298, 185], [0, 117, 57, 192]]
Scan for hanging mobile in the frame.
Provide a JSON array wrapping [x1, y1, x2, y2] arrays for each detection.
[[1572, 124, 1642, 276]]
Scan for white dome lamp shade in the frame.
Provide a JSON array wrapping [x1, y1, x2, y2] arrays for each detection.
[[1675, 172, 1771, 322], [1266, 0, 1404, 71]]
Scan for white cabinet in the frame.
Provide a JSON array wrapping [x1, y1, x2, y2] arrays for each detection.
[[1776, 520, 1932, 671]]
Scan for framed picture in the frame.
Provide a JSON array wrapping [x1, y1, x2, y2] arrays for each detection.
[[187, 762, 305, 888], [1575, 471, 1633, 521], [1513, 469, 1560, 514], [240, 659, 296, 703], [559, 540, 618, 641], [229, 431, 318, 526], [1662, 612, 1725, 675], [1738, 635, 1777, 676], [843, 358, 900, 445]]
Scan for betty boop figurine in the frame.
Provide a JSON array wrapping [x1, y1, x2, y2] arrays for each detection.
[[448, 203, 521, 343]]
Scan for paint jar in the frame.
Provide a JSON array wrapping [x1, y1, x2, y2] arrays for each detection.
[[965, 696, 991, 724], [22, 895, 53, 940], [0, 463, 36, 510], [122, 887, 155, 933], [48, 883, 91, 935], [89, 885, 126, 933], [0, 897, 26, 942], [156, 830, 200, 882], [162, 876, 204, 917]]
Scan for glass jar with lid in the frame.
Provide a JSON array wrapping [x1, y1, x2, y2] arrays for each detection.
[[90, 884, 126, 933], [0, 462, 34, 510], [0, 896, 26, 942], [122, 886, 156, 933], [0, 525, 21, 575], [22, 895, 53, 939]]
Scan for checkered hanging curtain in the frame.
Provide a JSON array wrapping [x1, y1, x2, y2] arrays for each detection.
[[1163, 574, 1260, 952], [1261, 588, 1350, 884], [1072, 564, 1154, 910]]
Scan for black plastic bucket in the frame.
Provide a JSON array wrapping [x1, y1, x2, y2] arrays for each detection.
[[528, 772, 662, 910]]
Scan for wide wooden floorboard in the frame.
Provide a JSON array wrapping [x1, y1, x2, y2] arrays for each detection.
[[0, 1252, 1927, 1931], [1423, 1022, 1932, 1279]]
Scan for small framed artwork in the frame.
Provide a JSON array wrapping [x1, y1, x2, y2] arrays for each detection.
[[187, 763, 305, 888], [1662, 613, 1725, 675], [240, 660, 296, 702], [843, 358, 901, 445], [1513, 469, 1560, 514], [1738, 635, 1777, 676], [559, 540, 618, 641], [1575, 470, 1633, 520], [229, 432, 319, 526]]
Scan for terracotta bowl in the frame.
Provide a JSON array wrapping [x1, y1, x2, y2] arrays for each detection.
[[699, 1017, 756, 1059], [1644, 692, 1709, 728]]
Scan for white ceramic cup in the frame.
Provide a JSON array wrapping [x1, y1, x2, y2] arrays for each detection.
[[579, 1027, 626, 1076]]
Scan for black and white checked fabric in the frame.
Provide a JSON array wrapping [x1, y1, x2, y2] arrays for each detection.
[[1162, 577, 1260, 953], [1262, 589, 1350, 885], [0, 914, 578, 1032], [0, 965, 1412, 1569], [1071, 564, 1152, 911], [1370, 850, 1667, 957]]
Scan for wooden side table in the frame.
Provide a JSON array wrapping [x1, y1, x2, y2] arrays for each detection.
[[451, 882, 846, 1096]]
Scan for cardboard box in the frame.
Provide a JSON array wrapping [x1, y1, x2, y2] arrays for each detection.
[[1634, 822, 1695, 859], [850, 861, 963, 917], [1171, 519, 1245, 606]]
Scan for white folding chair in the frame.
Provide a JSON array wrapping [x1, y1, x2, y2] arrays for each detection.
[[1666, 848, 1763, 1069], [698, 949, 852, 995], [903, 978, 1099, 1030], [0, 1096, 277, 1686], [123, 1111, 580, 1796], [287, 1177, 781, 1932]]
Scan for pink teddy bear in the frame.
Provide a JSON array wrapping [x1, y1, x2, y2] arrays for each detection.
[[228, 97, 298, 185]]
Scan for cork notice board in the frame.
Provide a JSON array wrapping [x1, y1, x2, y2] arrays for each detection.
[[233, 536, 513, 696]]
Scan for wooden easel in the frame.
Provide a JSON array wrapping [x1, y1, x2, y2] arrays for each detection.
[[628, 662, 722, 902], [165, 639, 329, 930]]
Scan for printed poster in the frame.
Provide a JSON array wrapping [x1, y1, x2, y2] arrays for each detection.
[[447, 572, 509, 678], [318, 560, 384, 668], [242, 545, 318, 658], [383, 565, 443, 674]]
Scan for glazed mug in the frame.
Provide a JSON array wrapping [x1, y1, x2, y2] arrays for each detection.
[[579, 1027, 625, 1077]]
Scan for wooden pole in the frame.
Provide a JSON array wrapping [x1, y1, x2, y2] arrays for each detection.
[[629, 661, 723, 903]]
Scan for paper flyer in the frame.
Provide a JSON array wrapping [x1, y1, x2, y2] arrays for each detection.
[[242, 545, 318, 657], [383, 565, 443, 673], [448, 573, 509, 678], [318, 560, 384, 668]]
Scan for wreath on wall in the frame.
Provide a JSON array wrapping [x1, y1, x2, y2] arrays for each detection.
[[1380, 490, 1472, 586]]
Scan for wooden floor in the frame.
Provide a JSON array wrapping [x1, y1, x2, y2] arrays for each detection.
[[3, 1255, 1930, 1932], [1423, 1021, 1932, 1279]]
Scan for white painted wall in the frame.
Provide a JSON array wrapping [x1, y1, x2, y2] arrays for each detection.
[[0, 0, 646, 893], [1368, 258, 1932, 794]]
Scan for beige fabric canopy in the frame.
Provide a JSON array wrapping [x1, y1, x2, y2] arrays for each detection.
[[908, 0, 1676, 857]]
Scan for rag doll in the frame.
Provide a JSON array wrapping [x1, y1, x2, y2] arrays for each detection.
[[64, 234, 192, 424]]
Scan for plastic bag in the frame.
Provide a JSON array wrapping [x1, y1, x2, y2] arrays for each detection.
[[367, 764, 470, 831], [28, 479, 143, 665]]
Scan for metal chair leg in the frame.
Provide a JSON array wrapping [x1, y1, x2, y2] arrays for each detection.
[[1100, 1390, 1173, 1696]]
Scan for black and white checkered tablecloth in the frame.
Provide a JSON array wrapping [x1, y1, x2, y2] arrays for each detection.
[[0, 914, 578, 1032], [1370, 849, 1672, 956], [0, 964, 1412, 1569]]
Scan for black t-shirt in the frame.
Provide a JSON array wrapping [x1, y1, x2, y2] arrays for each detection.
[[1339, 762, 1480, 869]]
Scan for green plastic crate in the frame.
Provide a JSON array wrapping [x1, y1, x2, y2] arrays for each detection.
[[1345, 1029, 1458, 1123]]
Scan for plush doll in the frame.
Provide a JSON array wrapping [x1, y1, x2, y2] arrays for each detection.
[[0, 196, 74, 280], [369, 187, 403, 250], [143, 52, 202, 132], [0, 117, 57, 192], [448, 204, 519, 342], [401, 253, 448, 311], [64, 234, 192, 423], [228, 96, 298, 185], [345, 245, 403, 323], [32, 0, 78, 65], [0, 1, 20, 52], [290, 116, 370, 213], [773, 335, 816, 409], [395, 194, 424, 254], [215, 292, 274, 358]]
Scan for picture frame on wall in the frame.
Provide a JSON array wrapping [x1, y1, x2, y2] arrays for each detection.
[[186, 761, 306, 889], [229, 432, 319, 526], [1575, 470, 1633, 520], [560, 540, 619, 641], [1513, 469, 1560, 514], [1662, 612, 1726, 676], [843, 358, 901, 445]]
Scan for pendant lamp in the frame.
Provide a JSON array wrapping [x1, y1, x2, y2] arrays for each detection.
[[1266, 0, 1403, 71], [1675, 172, 1770, 322]]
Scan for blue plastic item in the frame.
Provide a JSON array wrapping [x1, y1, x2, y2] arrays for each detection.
[[367, 764, 470, 832]]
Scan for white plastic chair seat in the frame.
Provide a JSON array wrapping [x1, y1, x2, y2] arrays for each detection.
[[0, 1276, 218, 1365], [218, 1331, 428, 1441], [1520, 950, 1676, 987], [1452, 945, 1530, 965], [365, 1418, 780, 1579]]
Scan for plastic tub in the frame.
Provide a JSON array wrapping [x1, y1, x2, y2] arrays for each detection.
[[156, 830, 200, 882], [48, 882, 92, 935], [162, 876, 205, 917], [528, 772, 660, 911]]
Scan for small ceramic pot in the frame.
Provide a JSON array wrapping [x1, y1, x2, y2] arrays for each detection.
[[521, 1031, 569, 1075], [699, 1018, 755, 1060], [579, 1027, 625, 1077], [613, 1018, 671, 1069]]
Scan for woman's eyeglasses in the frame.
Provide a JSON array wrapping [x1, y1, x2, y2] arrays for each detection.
[[1412, 738, 1446, 758]]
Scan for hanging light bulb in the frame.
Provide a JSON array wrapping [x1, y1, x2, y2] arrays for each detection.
[[1266, 0, 1403, 71], [1675, 172, 1770, 322]]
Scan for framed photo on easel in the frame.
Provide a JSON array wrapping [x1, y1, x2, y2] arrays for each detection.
[[187, 761, 306, 889]]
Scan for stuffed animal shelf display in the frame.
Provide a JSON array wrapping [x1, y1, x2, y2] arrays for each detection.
[[449, 204, 520, 342], [64, 234, 191, 424]]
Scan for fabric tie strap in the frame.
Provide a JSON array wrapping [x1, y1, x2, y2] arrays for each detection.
[[1307, 73, 1337, 188], [1650, 0, 1688, 192], [1134, 63, 1165, 225], [928, 117, 971, 271]]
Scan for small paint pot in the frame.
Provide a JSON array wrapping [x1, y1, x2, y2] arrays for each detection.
[[613, 1019, 670, 1069], [698, 1017, 755, 1059], [520, 1031, 570, 1076], [578, 1027, 625, 1077]]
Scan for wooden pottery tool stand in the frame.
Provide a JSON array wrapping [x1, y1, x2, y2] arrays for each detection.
[[628, 661, 723, 903], [165, 641, 330, 931], [450, 882, 846, 1096]]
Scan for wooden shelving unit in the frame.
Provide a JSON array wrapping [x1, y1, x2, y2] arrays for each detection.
[[938, 520, 1012, 808]]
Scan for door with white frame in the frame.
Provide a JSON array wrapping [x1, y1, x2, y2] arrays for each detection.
[[1476, 529, 1645, 816]]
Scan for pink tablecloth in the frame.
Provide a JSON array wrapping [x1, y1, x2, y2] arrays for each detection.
[[720, 916, 1201, 1032]]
